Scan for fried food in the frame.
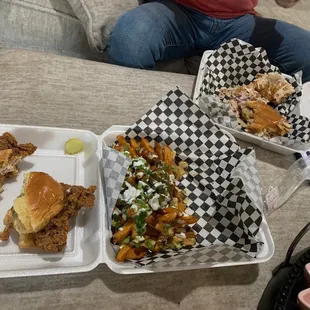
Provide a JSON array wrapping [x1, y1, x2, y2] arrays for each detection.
[[220, 73, 294, 138], [10, 172, 64, 234], [252, 73, 295, 104], [112, 136, 197, 262], [0, 172, 96, 252], [33, 183, 96, 252], [0, 132, 36, 192], [239, 100, 292, 137]]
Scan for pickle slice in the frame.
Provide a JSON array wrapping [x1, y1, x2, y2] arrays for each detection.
[[65, 138, 84, 155]]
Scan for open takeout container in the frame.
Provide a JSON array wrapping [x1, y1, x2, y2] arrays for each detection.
[[193, 39, 310, 155], [0, 92, 274, 277]]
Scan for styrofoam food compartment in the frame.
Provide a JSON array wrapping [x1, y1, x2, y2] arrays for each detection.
[[101, 126, 275, 274], [0, 124, 274, 277], [193, 50, 310, 155], [0, 124, 104, 278]]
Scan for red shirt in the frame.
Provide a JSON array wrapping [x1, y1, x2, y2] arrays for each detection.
[[175, 0, 258, 19]]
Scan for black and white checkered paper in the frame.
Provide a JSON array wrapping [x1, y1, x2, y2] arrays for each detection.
[[101, 88, 263, 268], [100, 148, 131, 223], [195, 38, 310, 150]]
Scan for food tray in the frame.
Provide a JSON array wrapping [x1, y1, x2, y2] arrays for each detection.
[[0, 124, 103, 278], [0, 124, 274, 278], [193, 50, 310, 156]]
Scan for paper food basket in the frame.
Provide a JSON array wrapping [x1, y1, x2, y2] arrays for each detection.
[[193, 40, 310, 156], [0, 113, 274, 277]]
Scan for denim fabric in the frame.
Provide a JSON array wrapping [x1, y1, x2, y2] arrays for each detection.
[[107, 0, 310, 82]]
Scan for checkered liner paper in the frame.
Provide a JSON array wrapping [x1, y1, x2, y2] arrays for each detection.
[[100, 88, 264, 268], [194, 38, 310, 151]]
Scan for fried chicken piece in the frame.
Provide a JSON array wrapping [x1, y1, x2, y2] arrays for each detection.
[[33, 184, 96, 252], [0, 175, 4, 193], [0, 208, 14, 241], [0, 132, 37, 157], [0, 132, 36, 192], [239, 100, 292, 137], [219, 73, 295, 138], [252, 73, 295, 104], [219, 84, 268, 118], [0, 225, 13, 241]]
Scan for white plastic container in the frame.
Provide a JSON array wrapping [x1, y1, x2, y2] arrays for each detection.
[[0, 124, 275, 278], [193, 51, 310, 156]]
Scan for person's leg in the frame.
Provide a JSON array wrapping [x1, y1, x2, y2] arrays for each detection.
[[212, 15, 310, 83], [107, 1, 210, 69]]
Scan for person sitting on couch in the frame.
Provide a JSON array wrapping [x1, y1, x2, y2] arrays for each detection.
[[107, 0, 310, 83]]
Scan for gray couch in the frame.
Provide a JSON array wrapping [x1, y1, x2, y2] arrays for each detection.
[[1, 1, 310, 309], [1, 41, 310, 310], [1, 0, 309, 74]]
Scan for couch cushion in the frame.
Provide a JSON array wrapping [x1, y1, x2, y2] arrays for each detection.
[[13, 0, 76, 16], [67, 0, 140, 53], [0, 0, 98, 60], [0, 48, 196, 132]]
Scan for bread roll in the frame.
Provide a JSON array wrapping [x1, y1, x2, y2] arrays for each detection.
[[12, 172, 64, 234]]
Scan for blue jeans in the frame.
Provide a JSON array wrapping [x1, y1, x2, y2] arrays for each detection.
[[107, 0, 310, 83]]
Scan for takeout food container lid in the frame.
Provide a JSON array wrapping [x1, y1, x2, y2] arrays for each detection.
[[0, 124, 274, 278], [193, 50, 310, 156]]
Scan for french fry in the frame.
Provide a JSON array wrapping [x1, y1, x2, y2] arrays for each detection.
[[162, 206, 180, 215], [129, 146, 138, 158], [126, 247, 148, 260], [113, 145, 121, 152], [113, 221, 134, 243], [178, 215, 199, 224], [163, 145, 173, 165], [113, 136, 197, 262], [153, 242, 160, 254], [141, 138, 155, 154], [159, 212, 177, 223], [182, 237, 196, 247], [126, 177, 136, 186], [130, 138, 139, 150], [154, 222, 166, 233], [150, 165, 157, 171], [117, 135, 128, 147], [177, 201, 185, 213], [146, 214, 159, 228], [155, 141, 163, 160], [116, 245, 132, 262], [131, 225, 138, 239], [174, 187, 184, 202], [145, 225, 160, 238], [140, 148, 150, 158]]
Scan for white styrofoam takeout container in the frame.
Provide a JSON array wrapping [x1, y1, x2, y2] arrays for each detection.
[[193, 51, 310, 156], [0, 124, 275, 278]]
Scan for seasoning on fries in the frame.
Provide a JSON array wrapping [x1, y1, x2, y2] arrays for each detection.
[[111, 136, 198, 262]]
